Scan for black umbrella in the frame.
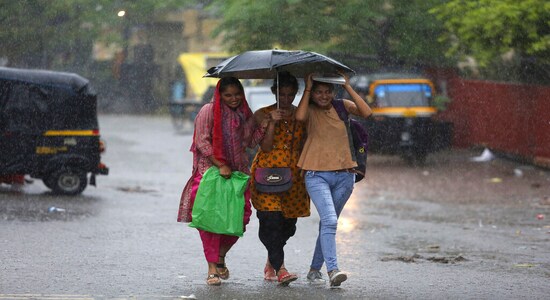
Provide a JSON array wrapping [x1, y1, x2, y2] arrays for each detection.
[[204, 49, 354, 79]]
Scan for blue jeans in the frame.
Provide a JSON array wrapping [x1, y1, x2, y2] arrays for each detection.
[[305, 170, 355, 272]]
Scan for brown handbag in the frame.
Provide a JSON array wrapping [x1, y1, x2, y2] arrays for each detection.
[[254, 167, 292, 193], [253, 119, 296, 193]]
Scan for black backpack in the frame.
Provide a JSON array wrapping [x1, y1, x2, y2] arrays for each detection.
[[332, 99, 369, 182]]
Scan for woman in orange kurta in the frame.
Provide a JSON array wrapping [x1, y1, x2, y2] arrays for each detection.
[[250, 72, 310, 286]]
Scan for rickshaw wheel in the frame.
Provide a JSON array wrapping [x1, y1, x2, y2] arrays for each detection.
[[46, 168, 88, 195]]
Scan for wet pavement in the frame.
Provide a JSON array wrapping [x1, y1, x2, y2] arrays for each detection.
[[0, 115, 549, 299]]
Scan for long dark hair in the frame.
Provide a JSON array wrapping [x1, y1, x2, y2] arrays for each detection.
[[311, 81, 335, 93], [271, 71, 298, 94], [219, 76, 244, 93]]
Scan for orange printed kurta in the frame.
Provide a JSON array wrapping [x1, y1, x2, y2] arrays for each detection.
[[250, 106, 310, 218]]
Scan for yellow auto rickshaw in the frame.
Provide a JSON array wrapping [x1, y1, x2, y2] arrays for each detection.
[[169, 52, 229, 129], [354, 75, 452, 165]]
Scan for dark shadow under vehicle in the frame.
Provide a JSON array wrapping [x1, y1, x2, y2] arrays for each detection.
[[0, 67, 109, 195]]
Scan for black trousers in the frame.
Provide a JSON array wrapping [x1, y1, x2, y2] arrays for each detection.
[[257, 211, 298, 272]]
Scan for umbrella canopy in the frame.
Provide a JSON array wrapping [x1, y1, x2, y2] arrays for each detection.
[[204, 49, 354, 79]]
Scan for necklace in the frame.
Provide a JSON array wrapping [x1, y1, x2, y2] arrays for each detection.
[[273, 107, 295, 151], [280, 118, 292, 133]]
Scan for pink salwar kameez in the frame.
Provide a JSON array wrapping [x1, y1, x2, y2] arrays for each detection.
[[177, 91, 264, 263]]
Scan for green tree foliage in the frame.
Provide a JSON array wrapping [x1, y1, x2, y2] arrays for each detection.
[[0, 0, 94, 67], [0, 0, 190, 68], [431, 0, 550, 66], [209, 0, 452, 70]]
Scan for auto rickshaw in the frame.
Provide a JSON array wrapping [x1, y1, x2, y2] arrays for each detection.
[[169, 52, 229, 130], [354, 75, 452, 164], [0, 67, 109, 194]]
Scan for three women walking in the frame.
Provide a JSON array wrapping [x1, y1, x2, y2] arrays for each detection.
[[178, 70, 371, 288]]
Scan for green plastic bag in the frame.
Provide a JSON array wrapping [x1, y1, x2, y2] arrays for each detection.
[[189, 166, 249, 237]]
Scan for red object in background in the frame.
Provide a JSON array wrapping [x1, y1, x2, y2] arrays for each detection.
[[0, 175, 25, 185], [438, 78, 550, 168], [536, 214, 545, 220]]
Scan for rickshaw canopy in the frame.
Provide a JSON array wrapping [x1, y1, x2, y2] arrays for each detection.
[[177, 52, 229, 100], [0, 67, 98, 133]]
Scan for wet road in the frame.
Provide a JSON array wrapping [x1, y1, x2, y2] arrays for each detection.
[[1, 115, 549, 299]]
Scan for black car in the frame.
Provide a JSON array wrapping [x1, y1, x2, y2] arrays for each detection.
[[0, 67, 108, 194]]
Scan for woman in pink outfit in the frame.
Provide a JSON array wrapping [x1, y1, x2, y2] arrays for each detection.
[[177, 77, 268, 286]]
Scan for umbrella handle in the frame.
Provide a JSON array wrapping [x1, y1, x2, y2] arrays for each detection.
[[276, 71, 279, 110]]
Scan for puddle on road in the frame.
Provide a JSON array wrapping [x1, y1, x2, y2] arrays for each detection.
[[380, 253, 467, 264], [115, 186, 158, 193], [0, 192, 99, 222], [1, 205, 96, 222]]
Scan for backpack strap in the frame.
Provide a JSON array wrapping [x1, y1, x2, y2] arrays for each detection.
[[332, 99, 357, 162], [332, 99, 349, 121]]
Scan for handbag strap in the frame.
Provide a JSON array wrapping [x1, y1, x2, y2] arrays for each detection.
[[255, 109, 297, 168]]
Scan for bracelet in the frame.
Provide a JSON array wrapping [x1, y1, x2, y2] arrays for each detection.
[[304, 89, 311, 92]]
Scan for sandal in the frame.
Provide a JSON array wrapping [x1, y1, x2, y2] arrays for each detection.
[[264, 264, 277, 281], [216, 256, 229, 280], [277, 268, 298, 286], [216, 263, 230, 280], [206, 274, 221, 286]]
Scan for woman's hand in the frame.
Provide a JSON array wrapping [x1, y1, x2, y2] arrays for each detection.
[[258, 109, 281, 152], [219, 164, 232, 179], [269, 109, 284, 121], [338, 71, 372, 118], [304, 73, 313, 91], [296, 73, 313, 122], [259, 110, 281, 128], [339, 70, 351, 87]]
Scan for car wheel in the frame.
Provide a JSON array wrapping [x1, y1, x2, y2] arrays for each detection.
[[48, 168, 88, 195]]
